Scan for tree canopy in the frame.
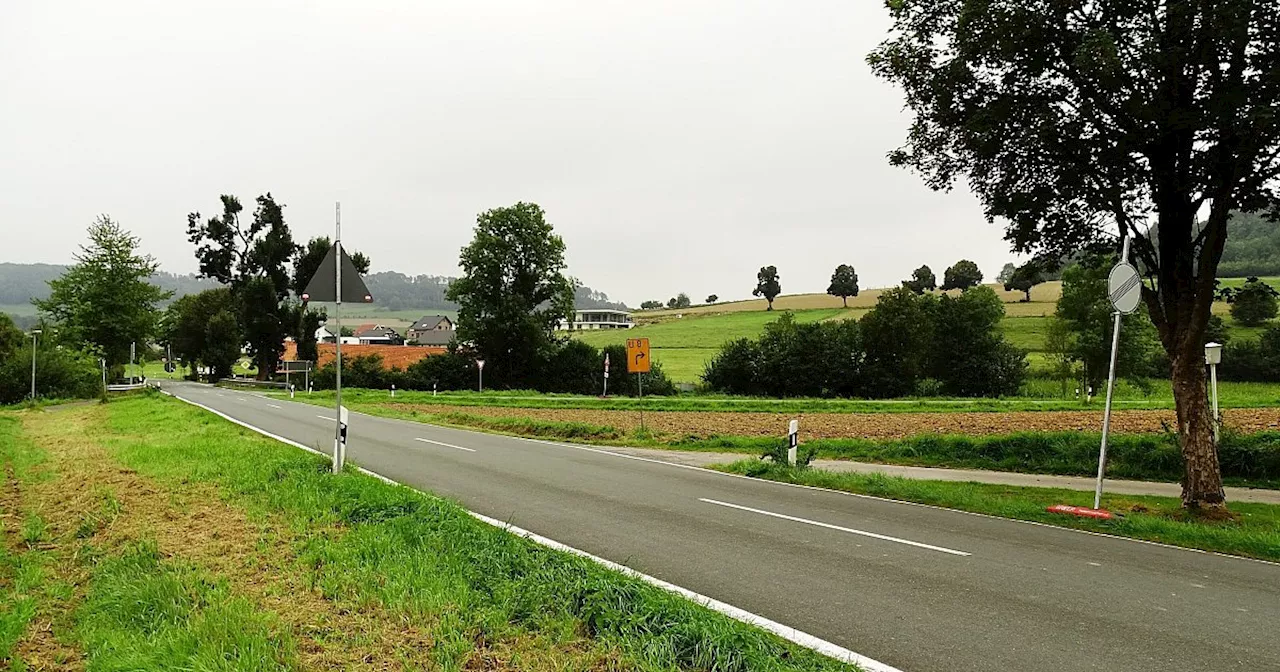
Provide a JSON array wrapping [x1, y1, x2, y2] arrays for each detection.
[[753, 266, 782, 310], [34, 216, 170, 369], [1004, 262, 1046, 302], [902, 265, 936, 294], [827, 264, 860, 307], [941, 260, 983, 292], [869, 0, 1280, 507], [446, 202, 575, 387]]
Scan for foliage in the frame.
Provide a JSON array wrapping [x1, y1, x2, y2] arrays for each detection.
[[446, 202, 575, 389], [667, 293, 691, 309], [901, 265, 936, 294], [1224, 277, 1279, 327], [33, 217, 170, 369], [860, 287, 938, 396], [868, 0, 1280, 507], [1220, 325, 1280, 382], [752, 266, 782, 310], [1055, 257, 1162, 390], [705, 294, 718, 304], [1218, 211, 1280, 277], [940, 260, 982, 292], [703, 313, 862, 398], [162, 288, 241, 380], [186, 194, 300, 377], [293, 236, 371, 296], [639, 300, 664, 310], [929, 286, 1027, 396], [1003, 262, 1045, 303], [0, 338, 101, 404], [826, 264, 860, 307], [996, 263, 1017, 285]]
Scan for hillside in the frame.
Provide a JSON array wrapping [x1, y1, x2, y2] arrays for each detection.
[[0, 262, 627, 323], [577, 281, 1262, 383]]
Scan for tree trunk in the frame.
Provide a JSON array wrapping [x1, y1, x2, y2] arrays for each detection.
[[1170, 347, 1225, 508], [842, 296, 848, 308]]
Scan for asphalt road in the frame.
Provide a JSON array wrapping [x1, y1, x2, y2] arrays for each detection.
[[161, 381, 1280, 672]]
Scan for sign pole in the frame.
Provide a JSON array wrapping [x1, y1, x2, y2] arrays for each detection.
[[1093, 236, 1133, 509], [602, 353, 610, 397], [333, 202, 344, 474], [638, 372, 644, 432]]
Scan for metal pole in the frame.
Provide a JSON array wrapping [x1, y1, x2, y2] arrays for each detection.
[[1210, 362, 1220, 445], [479, 367, 483, 393], [638, 372, 645, 432], [1093, 237, 1131, 510], [30, 331, 38, 399], [333, 202, 344, 474]]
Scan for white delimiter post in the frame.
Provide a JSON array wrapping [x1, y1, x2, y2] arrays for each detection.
[[1093, 236, 1132, 510], [333, 202, 344, 474], [787, 419, 799, 466]]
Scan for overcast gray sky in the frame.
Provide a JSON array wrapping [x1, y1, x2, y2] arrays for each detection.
[[1, 0, 1016, 305]]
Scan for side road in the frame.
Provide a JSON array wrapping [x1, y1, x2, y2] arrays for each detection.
[[603, 447, 1280, 504]]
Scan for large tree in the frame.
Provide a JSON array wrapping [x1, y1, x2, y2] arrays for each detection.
[[163, 287, 240, 379], [186, 193, 299, 377], [753, 266, 782, 310], [1004, 262, 1047, 303], [446, 202, 575, 387], [827, 264, 860, 307], [940, 260, 983, 292], [35, 216, 170, 370], [902, 264, 936, 294], [870, 0, 1280, 508]]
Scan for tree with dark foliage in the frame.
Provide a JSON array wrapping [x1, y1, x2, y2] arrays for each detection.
[[870, 0, 1280, 508]]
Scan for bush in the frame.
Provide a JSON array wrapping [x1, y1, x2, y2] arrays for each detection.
[[703, 339, 761, 396], [404, 349, 474, 391], [1219, 325, 1280, 382], [1228, 277, 1279, 327], [599, 344, 676, 396], [0, 344, 102, 404]]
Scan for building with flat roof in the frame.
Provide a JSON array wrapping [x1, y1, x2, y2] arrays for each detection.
[[557, 309, 634, 330]]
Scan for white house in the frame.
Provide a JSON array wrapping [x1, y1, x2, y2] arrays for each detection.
[[557, 309, 634, 330]]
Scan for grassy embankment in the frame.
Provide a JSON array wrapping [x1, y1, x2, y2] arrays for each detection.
[[714, 461, 1280, 563], [0, 397, 857, 671]]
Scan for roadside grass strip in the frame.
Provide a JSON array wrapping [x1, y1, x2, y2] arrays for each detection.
[[13, 396, 860, 671], [715, 462, 1280, 563]]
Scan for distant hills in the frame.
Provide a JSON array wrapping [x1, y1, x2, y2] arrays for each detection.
[[0, 263, 628, 321]]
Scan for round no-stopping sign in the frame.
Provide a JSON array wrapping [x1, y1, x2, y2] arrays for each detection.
[[1108, 262, 1142, 315]]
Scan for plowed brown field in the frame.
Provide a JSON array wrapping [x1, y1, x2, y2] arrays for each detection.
[[387, 403, 1280, 440]]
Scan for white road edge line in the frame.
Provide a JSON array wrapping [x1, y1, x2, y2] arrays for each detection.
[[700, 498, 970, 557], [316, 415, 336, 421], [506, 436, 1280, 568], [267, 404, 282, 409], [414, 437, 477, 453], [159, 389, 901, 672]]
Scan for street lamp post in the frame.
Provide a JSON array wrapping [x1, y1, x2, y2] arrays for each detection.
[[30, 329, 42, 400], [1205, 342, 1223, 444]]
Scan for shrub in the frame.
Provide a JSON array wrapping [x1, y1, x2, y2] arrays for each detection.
[[1228, 277, 1279, 327], [404, 348, 474, 391], [0, 344, 102, 404]]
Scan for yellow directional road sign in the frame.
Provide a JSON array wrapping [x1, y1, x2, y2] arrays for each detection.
[[626, 338, 651, 373]]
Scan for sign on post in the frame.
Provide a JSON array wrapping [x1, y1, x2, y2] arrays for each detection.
[[626, 338, 651, 373], [1108, 261, 1142, 315]]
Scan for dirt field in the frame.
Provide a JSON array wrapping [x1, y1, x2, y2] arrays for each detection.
[[389, 403, 1280, 440]]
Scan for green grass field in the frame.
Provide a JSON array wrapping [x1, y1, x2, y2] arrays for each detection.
[[0, 398, 857, 670]]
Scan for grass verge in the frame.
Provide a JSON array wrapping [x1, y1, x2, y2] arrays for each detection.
[[715, 461, 1280, 562], [85, 395, 856, 671]]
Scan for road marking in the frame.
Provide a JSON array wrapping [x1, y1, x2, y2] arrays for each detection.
[[506, 435, 1280, 567], [414, 437, 476, 452], [699, 498, 970, 557], [161, 388, 902, 672], [236, 397, 248, 402], [267, 404, 282, 409], [317, 415, 335, 421]]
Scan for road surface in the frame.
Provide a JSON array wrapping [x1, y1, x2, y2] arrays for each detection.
[[160, 381, 1280, 672]]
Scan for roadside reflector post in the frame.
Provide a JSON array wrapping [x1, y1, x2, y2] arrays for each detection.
[[787, 419, 799, 466], [391, 383, 396, 398], [289, 384, 295, 399], [602, 352, 610, 398], [476, 359, 485, 393], [335, 405, 349, 471], [433, 382, 437, 397]]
